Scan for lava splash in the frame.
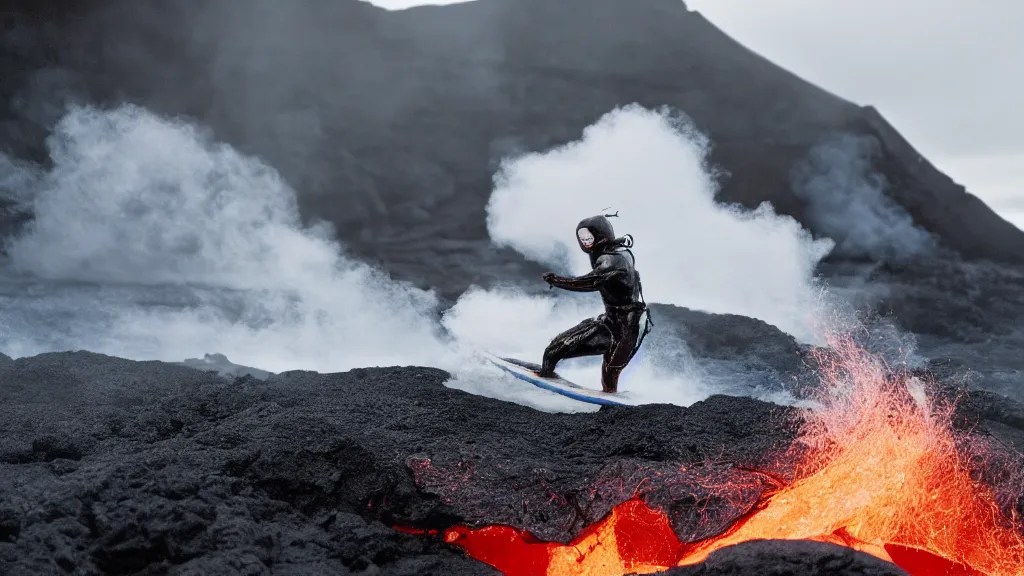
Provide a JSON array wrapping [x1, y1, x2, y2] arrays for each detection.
[[441, 335, 1024, 576]]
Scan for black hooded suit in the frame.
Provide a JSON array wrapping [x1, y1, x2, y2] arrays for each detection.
[[539, 215, 650, 393]]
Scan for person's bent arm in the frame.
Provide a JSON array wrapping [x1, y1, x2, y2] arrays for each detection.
[[543, 255, 625, 292]]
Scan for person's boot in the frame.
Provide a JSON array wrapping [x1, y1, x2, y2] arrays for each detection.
[[539, 347, 559, 377]]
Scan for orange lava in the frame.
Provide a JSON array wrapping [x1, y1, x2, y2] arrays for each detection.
[[445, 500, 681, 576], [441, 334, 1024, 576]]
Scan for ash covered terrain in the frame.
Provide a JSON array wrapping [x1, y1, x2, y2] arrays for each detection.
[[1, 0, 1023, 575], [10, 347, 1021, 576]]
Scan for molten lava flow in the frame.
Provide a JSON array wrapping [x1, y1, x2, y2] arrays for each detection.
[[440, 334, 1024, 576], [444, 500, 681, 576], [675, 334, 1024, 575]]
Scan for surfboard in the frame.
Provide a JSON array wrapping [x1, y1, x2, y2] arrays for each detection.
[[483, 352, 638, 407]]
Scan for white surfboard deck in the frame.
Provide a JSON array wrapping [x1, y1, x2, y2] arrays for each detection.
[[483, 352, 639, 407]]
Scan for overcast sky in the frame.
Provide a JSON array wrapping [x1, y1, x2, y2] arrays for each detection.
[[367, 0, 1023, 230]]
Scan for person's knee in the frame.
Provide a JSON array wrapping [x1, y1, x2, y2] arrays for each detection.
[[541, 341, 564, 374], [543, 337, 566, 360]]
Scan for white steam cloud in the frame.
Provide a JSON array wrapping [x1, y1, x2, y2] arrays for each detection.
[[440, 106, 836, 409], [480, 105, 834, 343], [1, 103, 837, 413], [1, 104, 451, 372]]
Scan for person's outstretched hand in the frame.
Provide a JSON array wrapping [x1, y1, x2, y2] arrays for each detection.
[[542, 272, 556, 284]]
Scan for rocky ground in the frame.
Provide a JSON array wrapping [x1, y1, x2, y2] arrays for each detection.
[[820, 258, 1024, 403], [1, 314, 1022, 575], [663, 540, 910, 576]]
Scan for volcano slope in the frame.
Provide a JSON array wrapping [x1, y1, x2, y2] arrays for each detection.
[[4, 0, 1024, 291], [2, 338, 1023, 576]]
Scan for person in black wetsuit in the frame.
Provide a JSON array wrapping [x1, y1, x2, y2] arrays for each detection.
[[538, 214, 652, 393]]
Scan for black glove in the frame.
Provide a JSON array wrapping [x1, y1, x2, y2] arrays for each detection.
[[542, 272, 557, 284]]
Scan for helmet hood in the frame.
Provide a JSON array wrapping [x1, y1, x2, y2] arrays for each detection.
[[575, 215, 616, 254]]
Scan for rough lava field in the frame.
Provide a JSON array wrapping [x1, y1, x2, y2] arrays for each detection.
[[2, 1, 1024, 575]]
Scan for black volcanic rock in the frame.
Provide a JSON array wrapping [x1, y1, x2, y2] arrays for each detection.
[[862, 259, 1024, 344], [178, 352, 274, 381], [815, 257, 1024, 403], [2, 0, 1023, 297], [0, 350, 808, 574], [662, 540, 909, 576], [649, 304, 808, 376], [644, 303, 818, 400], [3, 350, 1023, 574]]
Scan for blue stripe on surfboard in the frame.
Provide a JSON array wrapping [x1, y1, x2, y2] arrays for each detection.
[[486, 355, 633, 407]]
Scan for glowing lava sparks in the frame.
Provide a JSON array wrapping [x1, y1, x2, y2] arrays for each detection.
[[438, 335, 1024, 576]]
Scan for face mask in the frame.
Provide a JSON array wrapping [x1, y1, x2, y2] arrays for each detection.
[[577, 228, 595, 249]]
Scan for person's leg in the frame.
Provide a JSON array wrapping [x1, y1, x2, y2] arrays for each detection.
[[539, 317, 613, 377], [600, 311, 642, 393]]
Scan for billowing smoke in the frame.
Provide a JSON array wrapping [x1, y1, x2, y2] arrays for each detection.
[[0, 104, 452, 371], [0, 103, 838, 413], [441, 106, 836, 409], [792, 133, 936, 261], [478, 105, 835, 343], [0, 153, 40, 208]]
